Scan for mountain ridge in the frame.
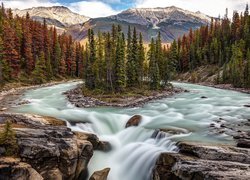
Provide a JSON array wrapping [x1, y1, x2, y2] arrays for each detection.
[[13, 5, 211, 42]]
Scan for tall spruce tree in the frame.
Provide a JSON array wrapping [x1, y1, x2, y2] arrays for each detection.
[[148, 39, 160, 90], [85, 29, 96, 89]]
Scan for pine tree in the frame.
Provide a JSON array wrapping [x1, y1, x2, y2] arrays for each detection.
[[105, 32, 113, 92], [127, 27, 139, 87], [115, 32, 126, 91], [0, 120, 18, 156], [3, 21, 20, 79], [32, 52, 46, 84], [148, 39, 160, 90], [244, 49, 250, 87], [85, 29, 96, 89], [138, 33, 145, 85]]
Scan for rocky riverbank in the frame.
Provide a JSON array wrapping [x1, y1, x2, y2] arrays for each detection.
[[153, 142, 250, 180], [198, 83, 250, 94], [64, 85, 185, 108], [0, 113, 108, 180]]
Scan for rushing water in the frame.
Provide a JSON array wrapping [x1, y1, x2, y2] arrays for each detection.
[[12, 82, 250, 180]]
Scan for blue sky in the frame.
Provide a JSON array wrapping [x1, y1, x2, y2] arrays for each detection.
[[2, 0, 249, 18]]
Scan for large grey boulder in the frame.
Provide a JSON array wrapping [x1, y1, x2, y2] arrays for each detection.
[[152, 142, 250, 180]]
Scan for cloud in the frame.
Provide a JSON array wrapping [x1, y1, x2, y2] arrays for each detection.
[[1, 0, 61, 9], [68, 1, 121, 18], [135, 0, 249, 17]]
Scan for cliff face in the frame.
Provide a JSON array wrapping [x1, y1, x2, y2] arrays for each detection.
[[0, 113, 98, 180]]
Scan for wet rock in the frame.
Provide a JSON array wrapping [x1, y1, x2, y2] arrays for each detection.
[[237, 139, 250, 148], [125, 115, 142, 128], [0, 157, 43, 180], [75, 132, 112, 152], [0, 108, 7, 112], [97, 141, 112, 152], [220, 124, 226, 128], [210, 123, 215, 127], [89, 168, 110, 180], [0, 113, 94, 180], [153, 142, 250, 180], [200, 96, 208, 99], [17, 100, 31, 106]]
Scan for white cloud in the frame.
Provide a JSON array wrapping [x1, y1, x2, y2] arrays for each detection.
[[135, 0, 249, 17], [68, 1, 120, 18], [1, 0, 61, 10]]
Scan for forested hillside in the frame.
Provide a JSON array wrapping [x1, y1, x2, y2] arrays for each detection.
[[169, 5, 250, 88], [0, 4, 84, 86]]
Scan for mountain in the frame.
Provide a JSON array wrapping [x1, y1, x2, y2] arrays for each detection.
[[69, 6, 211, 42], [13, 6, 89, 33]]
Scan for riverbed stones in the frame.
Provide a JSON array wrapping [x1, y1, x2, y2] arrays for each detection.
[[0, 113, 95, 180], [89, 168, 110, 180], [125, 115, 142, 128], [152, 142, 250, 180]]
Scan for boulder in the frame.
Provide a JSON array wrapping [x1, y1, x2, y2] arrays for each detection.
[[125, 115, 142, 128], [0, 113, 94, 180], [96, 141, 112, 152], [75, 132, 112, 152], [0, 157, 43, 180], [200, 96, 208, 99], [89, 168, 110, 180], [152, 142, 250, 180], [237, 139, 250, 148]]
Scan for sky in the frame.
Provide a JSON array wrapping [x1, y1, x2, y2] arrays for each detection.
[[1, 0, 249, 18]]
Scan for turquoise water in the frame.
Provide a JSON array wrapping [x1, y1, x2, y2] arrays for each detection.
[[12, 82, 250, 180]]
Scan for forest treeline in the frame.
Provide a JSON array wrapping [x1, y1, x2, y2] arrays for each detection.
[[84, 26, 175, 92], [169, 5, 250, 88], [0, 4, 84, 85], [1, 3, 249, 91]]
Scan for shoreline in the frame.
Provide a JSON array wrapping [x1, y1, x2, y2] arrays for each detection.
[[64, 85, 186, 108], [176, 80, 250, 94], [0, 79, 81, 111]]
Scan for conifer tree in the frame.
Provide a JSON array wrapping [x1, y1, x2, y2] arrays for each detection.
[[115, 32, 126, 91], [85, 29, 96, 89], [0, 120, 18, 156], [148, 39, 160, 90], [32, 52, 46, 84], [138, 33, 145, 85]]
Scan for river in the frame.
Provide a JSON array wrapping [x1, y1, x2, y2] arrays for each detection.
[[11, 82, 250, 180]]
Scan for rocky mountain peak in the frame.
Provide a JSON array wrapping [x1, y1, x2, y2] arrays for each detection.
[[13, 6, 89, 28]]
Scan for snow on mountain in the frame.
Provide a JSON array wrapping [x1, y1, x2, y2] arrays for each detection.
[[13, 6, 89, 28]]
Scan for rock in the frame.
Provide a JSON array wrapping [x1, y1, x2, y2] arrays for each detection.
[[237, 139, 250, 148], [152, 142, 250, 180], [0, 157, 43, 180], [96, 141, 112, 152], [75, 132, 112, 152], [210, 123, 215, 127], [0, 107, 7, 111], [17, 100, 31, 106], [200, 96, 208, 99], [0, 113, 94, 180], [89, 168, 110, 180], [125, 115, 142, 128], [220, 124, 226, 128], [244, 104, 250, 108]]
